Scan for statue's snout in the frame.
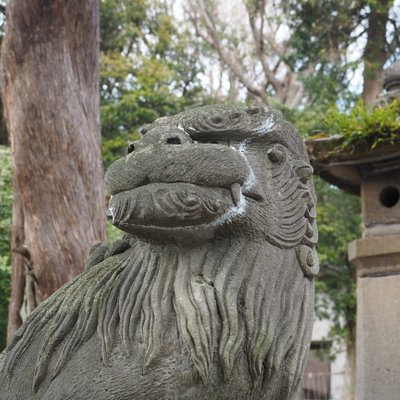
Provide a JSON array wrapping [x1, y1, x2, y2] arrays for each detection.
[[127, 128, 193, 154]]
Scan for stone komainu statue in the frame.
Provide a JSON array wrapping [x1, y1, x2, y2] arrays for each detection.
[[0, 104, 319, 399]]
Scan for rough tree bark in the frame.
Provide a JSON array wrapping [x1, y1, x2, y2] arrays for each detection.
[[1, 0, 107, 342], [362, 0, 391, 106]]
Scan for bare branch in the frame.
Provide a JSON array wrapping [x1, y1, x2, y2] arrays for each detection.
[[189, 0, 268, 102], [246, 6, 280, 93], [187, 0, 305, 107]]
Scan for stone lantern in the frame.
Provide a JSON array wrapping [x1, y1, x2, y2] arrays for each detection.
[[306, 61, 400, 400]]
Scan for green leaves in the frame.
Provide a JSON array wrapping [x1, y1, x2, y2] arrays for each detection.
[[314, 176, 361, 350], [100, 0, 204, 168], [323, 99, 400, 150]]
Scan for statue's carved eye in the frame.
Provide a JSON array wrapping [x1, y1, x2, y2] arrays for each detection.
[[267, 146, 284, 163]]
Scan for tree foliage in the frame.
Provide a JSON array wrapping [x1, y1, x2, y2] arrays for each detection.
[[322, 99, 400, 150], [100, 0, 205, 167], [187, 0, 400, 108], [284, 0, 400, 105], [314, 177, 361, 350]]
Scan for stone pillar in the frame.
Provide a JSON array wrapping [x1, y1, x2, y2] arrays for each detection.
[[348, 172, 400, 400]]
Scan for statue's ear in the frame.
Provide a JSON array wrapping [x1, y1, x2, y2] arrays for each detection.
[[104, 238, 131, 258], [292, 160, 313, 183], [85, 243, 108, 270], [85, 239, 131, 270]]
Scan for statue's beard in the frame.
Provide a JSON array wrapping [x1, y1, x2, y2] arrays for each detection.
[[99, 239, 314, 391], [6, 239, 314, 397]]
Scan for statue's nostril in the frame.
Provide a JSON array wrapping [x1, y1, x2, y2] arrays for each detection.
[[127, 143, 135, 154], [167, 137, 182, 145]]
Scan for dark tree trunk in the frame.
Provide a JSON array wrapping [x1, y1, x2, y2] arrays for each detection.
[[0, 102, 8, 145], [362, 1, 391, 106], [1, 0, 106, 342]]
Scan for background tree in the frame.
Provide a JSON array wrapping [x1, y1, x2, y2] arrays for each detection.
[[1, 0, 106, 342], [100, 0, 205, 167], [0, 2, 6, 146], [187, 0, 307, 107], [0, 145, 12, 350], [187, 0, 400, 108], [284, 0, 400, 106]]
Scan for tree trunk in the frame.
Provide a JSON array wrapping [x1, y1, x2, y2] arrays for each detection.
[[0, 101, 8, 145], [362, 1, 391, 106], [1, 0, 107, 342]]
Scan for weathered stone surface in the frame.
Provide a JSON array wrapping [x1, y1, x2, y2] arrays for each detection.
[[356, 274, 400, 400], [0, 104, 318, 399], [360, 172, 400, 237], [349, 221, 400, 399], [349, 235, 400, 277], [376, 60, 400, 106]]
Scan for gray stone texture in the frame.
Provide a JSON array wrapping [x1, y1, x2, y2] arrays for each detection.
[[360, 172, 400, 237], [376, 60, 400, 106], [0, 104, 318, 399], [349, 235, 400, 277], [349, 163, 400, 399], [356, 274, 400, 400]]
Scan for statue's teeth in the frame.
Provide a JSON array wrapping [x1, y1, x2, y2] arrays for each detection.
[[231, 183, 241, 206]]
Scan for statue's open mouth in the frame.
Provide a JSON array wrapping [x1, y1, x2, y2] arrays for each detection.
[[107, 181, 261, 232], [104, 141, 263, 236]]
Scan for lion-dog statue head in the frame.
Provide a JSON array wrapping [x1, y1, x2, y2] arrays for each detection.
[[0, 104, 318, 400]]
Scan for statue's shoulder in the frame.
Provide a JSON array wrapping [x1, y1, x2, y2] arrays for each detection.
[[85, 236, 132, 270], [0, 238, 134, 398]]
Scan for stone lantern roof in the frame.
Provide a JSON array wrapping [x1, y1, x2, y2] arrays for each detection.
[[305, 136, 400, 196], [306, 60, 400, 195]]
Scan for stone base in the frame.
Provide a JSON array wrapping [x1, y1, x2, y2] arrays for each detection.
[[356, 275, 400, 400], [349, 235, 400, 277], [349, 235, 400, 400]]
